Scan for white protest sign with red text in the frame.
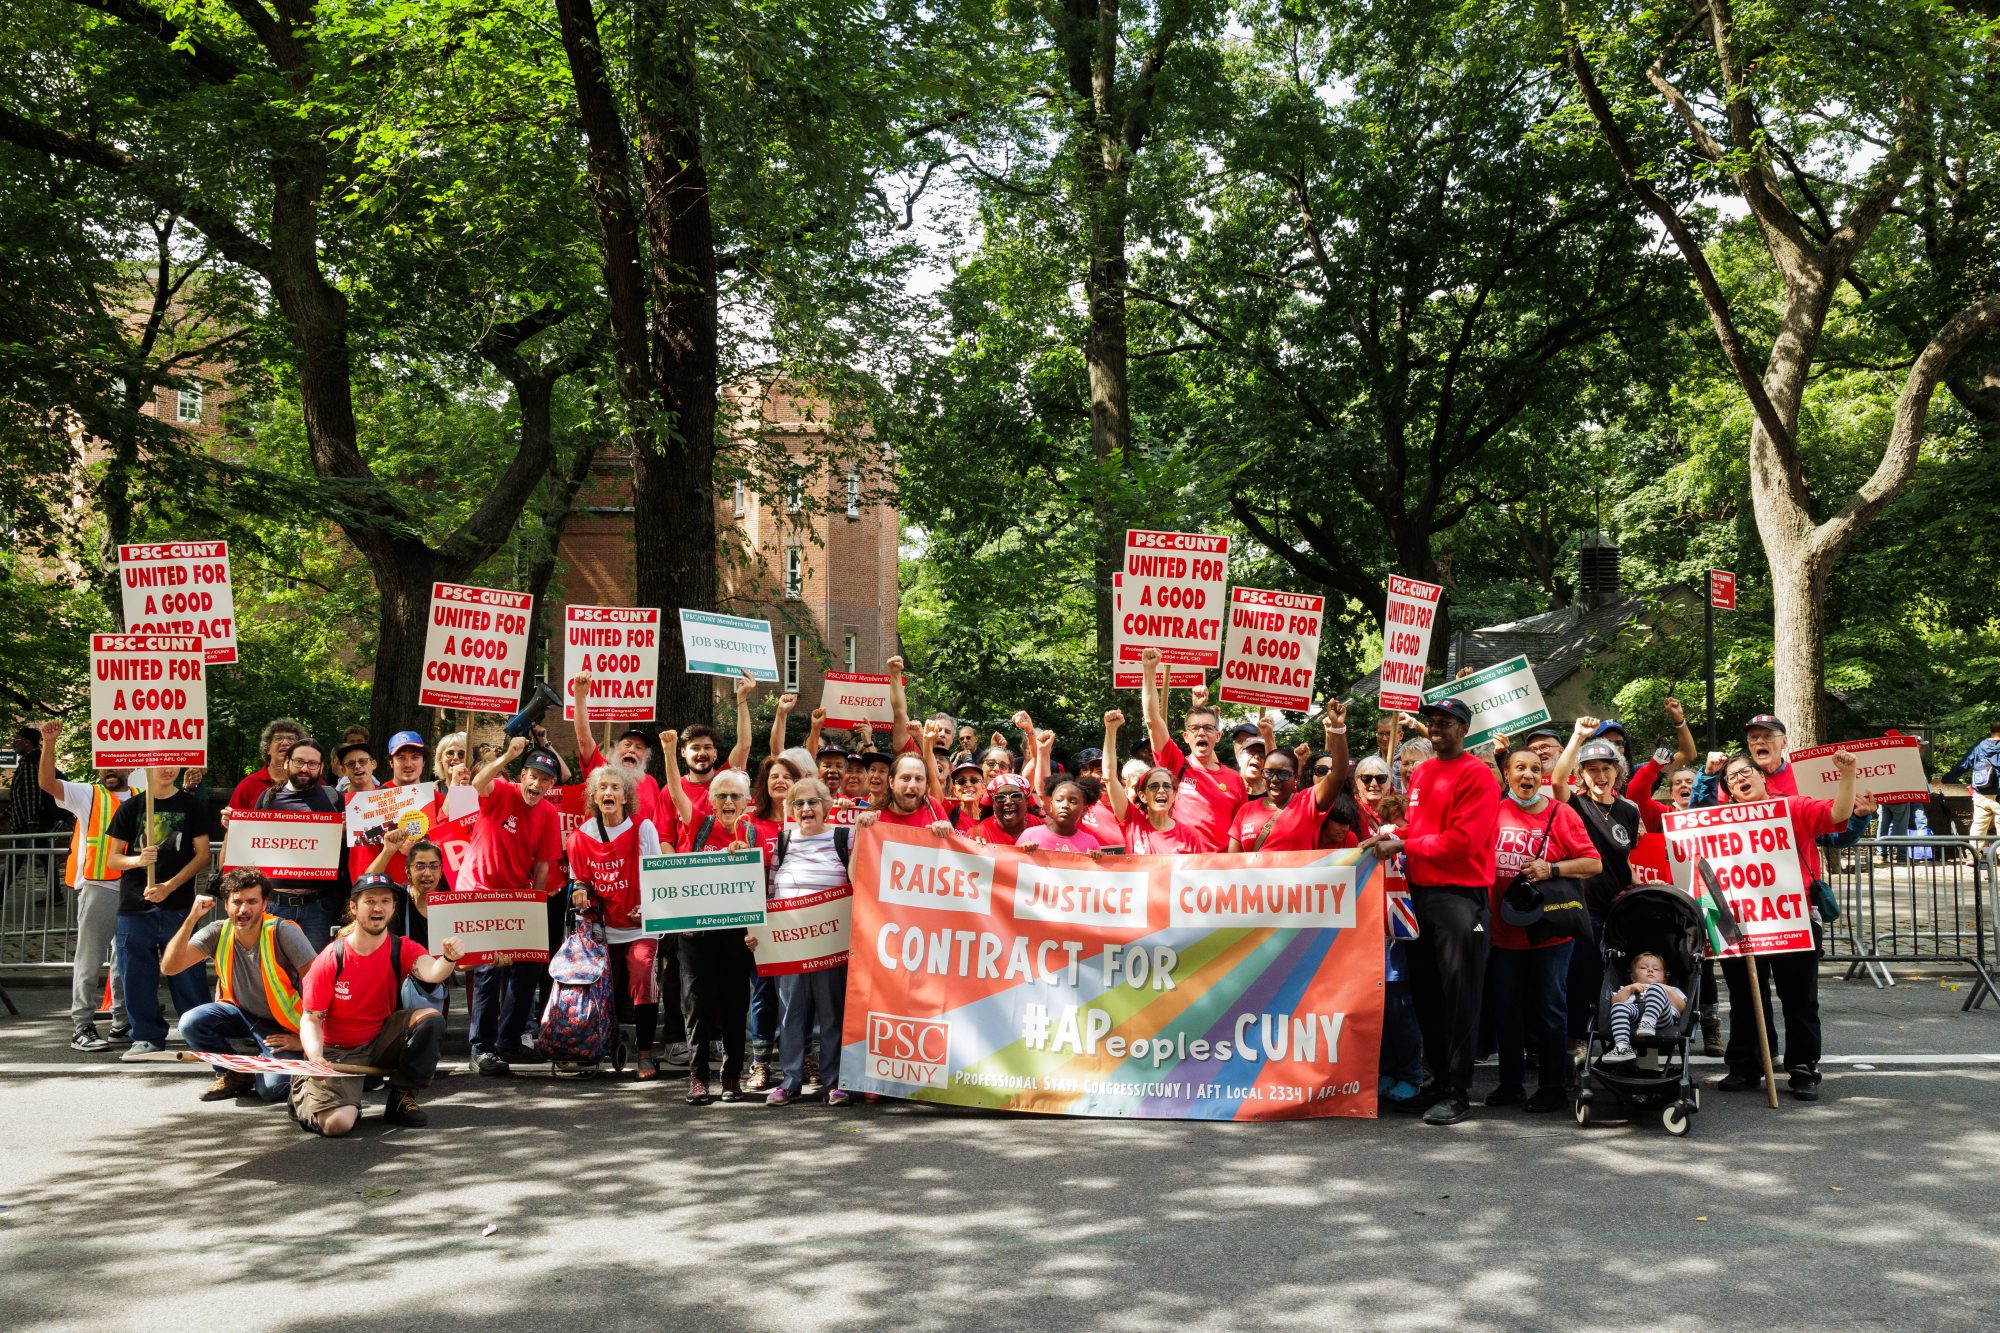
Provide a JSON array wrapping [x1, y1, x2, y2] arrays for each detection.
[[1219, 587, 1324, 711], [1119, 529, 1230, 667], [117, 542, 238, 665], [1661, 799, 1813, 956], [819, 672, 896, 730], [1111, 574, 1207, 689], [562, 605, 662, 722], [221, 810, 345, 879], [1788, 735, 1928, 804], [423, 888, 550, 965], [754, 885, 852, 976], [1378, 576, 1441, 712], [419, 583, 533, 713], [1709, 570, 1737, 611], [89, 634, 207, 768]]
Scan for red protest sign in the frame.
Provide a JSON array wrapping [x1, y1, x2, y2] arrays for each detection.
[[1661, 799, 1813, 957], [1120, 529, 1230, 667], [89, 633, 207, 768], [1788, 735, 1928, 804], [1218, 587, 1324, 711], [1378, 575, 1441, 712], [419, 582, 533, 713], [1111, 574, 1205, 688], [116, 541, 238, 665], [819, 672, 896, 730], [427, 808, 482, 890], [1709, 570, 1736, 610], [562, 605, 661, 722], [754, 885, 852, 976]]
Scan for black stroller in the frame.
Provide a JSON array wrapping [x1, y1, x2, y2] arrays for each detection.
[[1573, 884, 1706, 1135]]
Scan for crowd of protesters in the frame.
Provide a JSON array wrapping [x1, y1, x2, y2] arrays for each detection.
[[23, 641, 1981, 1135]]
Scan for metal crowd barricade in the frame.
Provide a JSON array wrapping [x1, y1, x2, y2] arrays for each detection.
[[1821, 835, 1997, 1012], [0, 833, 224, 983]]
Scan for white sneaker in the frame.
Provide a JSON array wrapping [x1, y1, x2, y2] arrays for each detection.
[[1601, 1043, 1637, 1064], [663, 1042, 694, 1069], [119, 1040, 166, 1062], [1636, 1018, 1657, 1038]]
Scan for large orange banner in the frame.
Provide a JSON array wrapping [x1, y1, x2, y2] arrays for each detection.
[[840, 825, 1386, 1121]]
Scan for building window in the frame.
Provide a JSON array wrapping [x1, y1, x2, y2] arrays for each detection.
[[784, 545, 802, 599], [176, 386, 203, 423], [787, 476, 804, 512], [732, 480, 746, 517], [845, 471, 861, 517], [844, 633, 857, 672], [784, 634, 800, 692]]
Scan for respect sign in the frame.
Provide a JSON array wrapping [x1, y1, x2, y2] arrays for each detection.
[[1378, 576, 1442, 712], [563, 605, 662, 722], [89, 634, 207, 768], [1789, 736, 1928, 804], [678, 609, 778, 682], [841, 825, 1385, 1122], [754, 885, 852, 976], [419, 583, 532, 714], [117, 541, 237, 666], [1421, 654, 1549, 749], [640, 849, 768, 933], [819, 672, 895, 730], [1219, 587, 1323, 711], [221, 810, 345, 880], [1120, 529, 1230, 668], [1661, 799, 1813, 956], [1111, 575, 1205, 689], [423, 888, 550, 966]]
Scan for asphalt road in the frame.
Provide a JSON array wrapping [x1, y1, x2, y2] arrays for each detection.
[[2, 969, 1997, 1332]]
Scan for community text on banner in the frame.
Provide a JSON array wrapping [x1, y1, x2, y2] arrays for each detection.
[[1787, 735, 1928, 804], [90, 633, 207, 768], [1420, 654, 1549, 749], [1660, 800, 1813, 956], [221, 810, 345, 879], [841, 825, 1385, 1121], [419, 582, 533, 713], [678, 609, 778, 682], [117, 541, 238, 665], [423, 887, 550, 965], [563, 605, 662, 722], [1378, 575, 1442, 712], [640, 850, 768, 933], [1219, 587, 1323, 711], [752, 885, 852, 976]]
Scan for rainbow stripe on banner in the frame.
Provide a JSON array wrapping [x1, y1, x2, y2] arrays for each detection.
[[840, 827, 1386, 1121]]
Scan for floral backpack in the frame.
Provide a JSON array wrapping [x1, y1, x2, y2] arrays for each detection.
[[539, 904, 614, 1066]]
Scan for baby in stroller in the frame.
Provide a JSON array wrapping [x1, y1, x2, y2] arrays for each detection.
[[1602, 952, 1686, 1065]]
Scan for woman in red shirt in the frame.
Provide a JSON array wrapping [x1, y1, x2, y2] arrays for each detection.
[[1487, 749, 1600, 1112], [565, 765, 667, 1079], [1102, 711, 1204, 854]]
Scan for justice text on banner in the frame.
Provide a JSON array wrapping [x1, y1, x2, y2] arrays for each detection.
[[1421, 654, 1549, 749], [640, 850, 768, 932], [678, 609, 778, 682], [1660, 800, 1813, 956], [419, 582, 533, 713], [1378, 575, 1442, 712], [221, 809, 345, 879], [563, 605, 662, 722], [841, 825, 1385, 1121], [90, 633, 207, 768], [1219, 587, 1324, 710], [819, 672, 895, 730], [1787, 735, 1928, 804], [753, 885, 852, 976], [117, 541, 238, 665], [423, 887, 550, 965]]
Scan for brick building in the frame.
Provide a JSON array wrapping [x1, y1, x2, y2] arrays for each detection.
[[557, 380, 900, 708]]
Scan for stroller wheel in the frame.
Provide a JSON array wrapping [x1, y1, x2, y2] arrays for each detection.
[[1572, 1097, 1593, 1127], [1661, 1104, 1691, 1136]]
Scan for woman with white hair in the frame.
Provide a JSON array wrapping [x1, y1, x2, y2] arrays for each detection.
[[565, 763, 667, 1080], [659, 731, 756, 1105], [747, 777, 853, 1106]]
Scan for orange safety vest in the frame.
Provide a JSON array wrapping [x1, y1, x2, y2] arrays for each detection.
[[64, 784, 128, 886], [215, 916, 304, 1032]]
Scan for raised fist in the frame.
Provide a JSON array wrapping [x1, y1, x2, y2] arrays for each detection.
[[1663, 696, 1684, 724], [1104, 709, 1125, 729]]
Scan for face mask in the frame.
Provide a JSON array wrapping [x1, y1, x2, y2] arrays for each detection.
[[1507, 789, 1543, 809]]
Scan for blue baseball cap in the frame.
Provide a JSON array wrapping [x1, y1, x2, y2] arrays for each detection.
[[1591, 719, 1627, 739], [387, 730, 427, 756]]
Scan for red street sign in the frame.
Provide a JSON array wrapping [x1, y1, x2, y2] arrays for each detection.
[[1709, 570, 1736, 610]]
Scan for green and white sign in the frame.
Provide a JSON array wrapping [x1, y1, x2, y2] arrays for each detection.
[[1422, 654, 1550, 749], [677, 608, 778, 681], [640, 849, 768, 933]]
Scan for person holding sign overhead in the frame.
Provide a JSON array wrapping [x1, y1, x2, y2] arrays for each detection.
[[571, 666, 665, 829], [462, 737, 562, 1077], [661, 731, 758, 1106], [106, 766, 215, 1060], [1138, 647, 1246, 852]]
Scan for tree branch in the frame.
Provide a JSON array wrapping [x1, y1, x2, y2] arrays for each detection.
[[66, 0, 242, 82]]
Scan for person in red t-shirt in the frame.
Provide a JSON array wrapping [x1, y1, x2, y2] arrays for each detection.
[[227, 716, 304, 814], [571, 666, 665, 825], [1364, 695, 1501, 1125], [567, 763, 668, 1079], [971, 773, 1034, 846], [1486, 749, 1601, 1112], [1137, 649, 1246, 852], [1232, 704, 1358, 852], [1016, 776, 1105, 853], [462, 737, 563, 1076], [1102, 708, 1205, 854], [291, 875, 462, 1136], [856, 753, 953, 834]]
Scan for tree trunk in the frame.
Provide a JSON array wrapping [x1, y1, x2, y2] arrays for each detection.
[[1765, 539, 1830, 743], [1083, 176, 1132, 701], [365, 542, 443, 743]]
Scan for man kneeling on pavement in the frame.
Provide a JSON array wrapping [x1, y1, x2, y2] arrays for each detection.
[[291, 872, 463, 1136], [163, 868, 317, 1103]]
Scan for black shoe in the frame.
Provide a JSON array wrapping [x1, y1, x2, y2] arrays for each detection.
[[718, 1073, 745, 1104], [1422, 1094, 1471, 1126], [1716, 1069, 1762, 1092], [474, 1051, 513, 1077], [384, 1087, 428, 1126], [1522, 1088, 1568, 1113], [686, 1076, 715, 1106], [1789, 1079, 1821, 1102], [1483, 1084, 1524, 1108], [105, 1025, 134, 1045], [498, 1043, 539, 1066], [1383, 1090, 1430, 1115]]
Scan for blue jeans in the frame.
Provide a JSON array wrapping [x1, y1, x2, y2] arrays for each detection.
[[469, 962, 540, 1054], [116, 910, 209, 1046], [264, 893, 332, 952], [779, 965, 845, 1094], [178, 1001, 295, 1101], [749, 973, 781, 1064], [1378, 980, 1422, 1088], [1491, 941, 1575, 1095]]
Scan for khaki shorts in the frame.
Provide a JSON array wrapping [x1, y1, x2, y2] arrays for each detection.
[[290, 1010, 420, 1130]]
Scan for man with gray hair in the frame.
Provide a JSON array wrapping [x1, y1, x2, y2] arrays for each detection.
[[228, 717, 305, 814]]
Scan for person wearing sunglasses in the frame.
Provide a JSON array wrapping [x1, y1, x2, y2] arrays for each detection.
[[1228, 701, 1357, 851], [1136, 648, 1245, 852], [1101, 708, 1203, 854]]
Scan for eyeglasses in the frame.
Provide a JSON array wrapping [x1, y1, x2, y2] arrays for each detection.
[[1313, 764, 1334, 777], [1186, 724, 1220, 736], [1267, 769, 1297, 783]]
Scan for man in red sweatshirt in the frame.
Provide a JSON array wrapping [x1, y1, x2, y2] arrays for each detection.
[[1365, 696, 1501, 1125]]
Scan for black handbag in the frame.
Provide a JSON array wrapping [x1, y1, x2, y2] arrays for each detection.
[[1499, 803, 1592, 946]]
